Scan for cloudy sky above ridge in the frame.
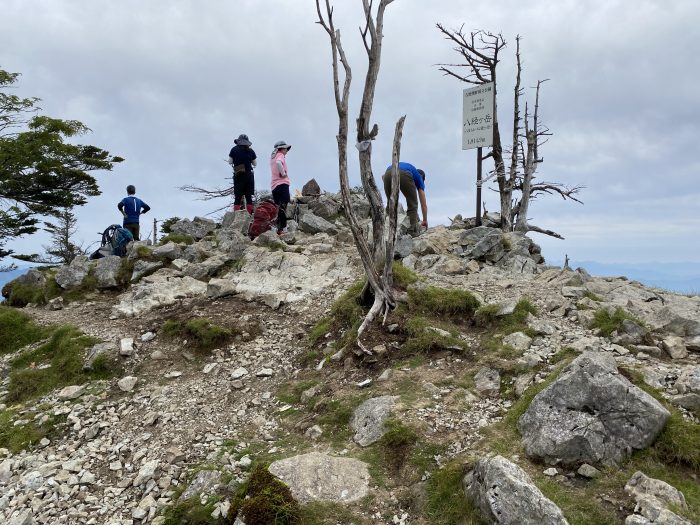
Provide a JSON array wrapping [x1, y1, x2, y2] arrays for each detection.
[[2, 0, 699, 265]]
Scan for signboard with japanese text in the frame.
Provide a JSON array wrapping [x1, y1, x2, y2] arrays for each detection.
[[462, 82, 494, 150]]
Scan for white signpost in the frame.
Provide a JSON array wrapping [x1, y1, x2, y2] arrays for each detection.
[[462, 82, 495, 225]]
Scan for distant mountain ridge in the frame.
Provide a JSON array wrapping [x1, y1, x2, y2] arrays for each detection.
[[553, 260, 700, 294]]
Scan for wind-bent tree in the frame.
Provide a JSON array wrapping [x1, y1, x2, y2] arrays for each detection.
[[437, 27, 582, 238], [0, 68, 123, 267], [316, 0, 406, 354]]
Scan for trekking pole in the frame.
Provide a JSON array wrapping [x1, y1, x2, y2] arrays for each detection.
[[153, 218, 158, 245]]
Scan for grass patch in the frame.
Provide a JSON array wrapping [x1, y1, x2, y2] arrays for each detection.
[[582, 290, 602, 302], [162, 495, 222, 525], [392, 261, 420, 289], [379, 419, 419, 473], [475, 298, 537, 332], [160, 233, 195, 245], [0, 409, 67, 453], [403, 316, 469, 354], [162, 318, 237, 351], [7, 325, 112, 403], [62, 271, 99, 303], [408, 286, 480, 317], [425, 461, 484, 525], [116, 258, 134, 288], [0, 305, 51, 355], [315, 394, 366, 446], [308, 318, 331, 346], [591, 306, 644, 337], [298, 502, 364, 524], [550, 346, 578, 365], [2, 280, 47, 307], [232, 463, 301, 524], [276, 379, 319, 405]]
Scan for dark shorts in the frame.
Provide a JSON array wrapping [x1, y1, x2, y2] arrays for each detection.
[[123, 222, 140, 241], [233, 171, 255, 205]]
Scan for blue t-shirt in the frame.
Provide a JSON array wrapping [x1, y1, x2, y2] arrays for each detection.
[[228, 145, 257, 173], [386, 161, 425, 191], [118, 196, 150, 224]]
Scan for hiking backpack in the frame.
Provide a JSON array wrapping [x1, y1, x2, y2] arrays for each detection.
[[248, 200, 278, 240], [90, 225, 134, 259]]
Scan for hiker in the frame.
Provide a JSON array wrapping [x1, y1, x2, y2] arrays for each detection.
[[117, 185, 150, 240], [227, 133, 257, 214], [270, 140, 292, 234], [382, 161, 428, 236]]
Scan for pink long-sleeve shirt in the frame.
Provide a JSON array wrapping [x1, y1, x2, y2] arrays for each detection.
[[270, 151, 290, 190]]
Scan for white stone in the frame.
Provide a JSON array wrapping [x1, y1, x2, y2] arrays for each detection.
[[118, 376, 138, 392]]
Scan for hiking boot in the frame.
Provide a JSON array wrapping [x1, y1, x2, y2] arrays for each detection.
[[246, 204, 254, 215]]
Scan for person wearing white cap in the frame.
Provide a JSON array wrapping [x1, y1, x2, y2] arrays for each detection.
[[269, 140, 292, 234]]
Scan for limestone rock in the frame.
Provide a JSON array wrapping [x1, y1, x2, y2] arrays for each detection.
[[178, 470, 222, 501], [57, 385, 85, 401], [298, 213, 337, 235], [302, 178, 321, 196], [463, 455, 569, 525], [112, 271, 207, 317], [94, 255, 123, 288], [503, 331, 532, 352], [518, 352, 670, 466], [55, 257, 91, 289], [474, 367, 501, 397], [672, 365, 700, 410], [152, 242, 182, 261], [131, 260, 164, 283], [170, 216, 217, 240], [350, 396, 398, 447], [118, 376, 138, 392], [268, 452, 370, 503], [84, 342, 117, 370], [662, 336, 688, 360], [624, 471, 691, 525]]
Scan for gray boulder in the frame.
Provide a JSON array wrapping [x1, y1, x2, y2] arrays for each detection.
[[55, 256, 91, 289], [672, 365, 700, 410], [463, 455, 569, 525], [624, 471, 691, 525], [83, 342, 118, 370], [298, 212, 338, 235], [268, 452, 370, 503], [131, 260, 164, 283], [474, 367, 501, 397], [518, 352, 670, 466], [170, 216, 217, 240], [350, 396, 398, 447], [178, 470, 222, 501], [253, 230, 287, 250], [394, 235, 414, 259], [152, 242, 182, 261], [221, 210, 252, 237], [5, 268, 46, 291], [308, 195, 341, 220], [348, 194, 371, 219], [94, 255, 123, 288]]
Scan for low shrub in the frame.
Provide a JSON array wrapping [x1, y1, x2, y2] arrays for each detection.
[[408, 286, 480, 317], [162, 318, 237, 350], [392, 262, 420, 289], [234, 464, 301, 525], [0, 305, 51, 355], [591, 306, 643, 337], [160, 233, 194, 245], [403, 316, 468, 354]]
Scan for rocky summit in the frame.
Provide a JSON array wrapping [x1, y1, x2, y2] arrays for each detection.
[[1, 187, 699, 525]]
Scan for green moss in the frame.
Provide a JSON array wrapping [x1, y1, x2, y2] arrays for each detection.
[[330, 280, 366, 327], [0, 409, 67, 453], [591, 307, 643, 337], [234, 464, 301, 525], [308, 318, 331, 346], [392, 261, 420, 288], [7, 325, 110, 402], [403, 316, 469, 354], [425, 461, 484, 525], [116, 258, 134, 288], [408, 286, 480, 317], [474, 304, 501, 326], [550, 346, 578, 365], [581, 290, 602, 302], [160, 233, 194, 245], [0, 305, 51, 355], [162, 495, 222, 525], [136, 245, 153, 258], [276, 380, 319, 405], [162, 318, 237, 351]]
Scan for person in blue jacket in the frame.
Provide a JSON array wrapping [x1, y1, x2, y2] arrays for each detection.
[[382, 161, 428, 236], [117, 185, 150, 240]]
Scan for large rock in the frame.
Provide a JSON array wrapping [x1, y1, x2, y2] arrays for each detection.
[[308, 194, 341, 220], [84, 342, 118, 370], [518, 352, 670, 466], [131, 260, 164, 283], [178, 470, 222, 501], [3, 268, 46, 296], [230, 247, 351, 309], [152, 242, 182, 261], [474, 367, 501, 397], [302, 178, 321, 196], [94, 255, 123, 288], [112, 270, 208, 317], [170, 216, 217, 240], [268, 452, 370, 503], [55, 256, 91, 289], [350, 396, 398, 447], [221, 210, 253, 236], [624, 471, 691, 525], [298, 212, 337, 235], [463, 455, 569, 525], [672, 365, 700, 410]]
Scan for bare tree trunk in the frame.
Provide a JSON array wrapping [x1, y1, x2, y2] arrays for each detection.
[[317, 0, 401, 354]]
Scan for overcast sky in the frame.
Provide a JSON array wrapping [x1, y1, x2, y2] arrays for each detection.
[[2, 0, 699, 265]]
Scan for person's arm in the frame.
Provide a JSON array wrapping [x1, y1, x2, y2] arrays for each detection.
[[418, 189, 428, 228], [117, 200, 127, 218], [252, 158, 257, 167], [276, 159, 287, 177], [141, 202, 150, 214]]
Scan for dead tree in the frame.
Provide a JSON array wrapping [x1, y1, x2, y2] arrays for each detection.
[[316, 0, 405, 354], [437, 26, 582, 238]]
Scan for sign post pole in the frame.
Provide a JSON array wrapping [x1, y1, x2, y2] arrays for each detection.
[[476, 147, 482, 226], [462, 82, 494, 225]]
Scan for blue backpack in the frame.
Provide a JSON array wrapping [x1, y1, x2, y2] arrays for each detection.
[[94, 224, 133, 257]]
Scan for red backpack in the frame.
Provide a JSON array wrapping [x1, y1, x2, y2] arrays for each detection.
[[248, 200, 279, 239]]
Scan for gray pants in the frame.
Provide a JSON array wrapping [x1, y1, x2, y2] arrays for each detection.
[[383, 168, 419, 233]]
